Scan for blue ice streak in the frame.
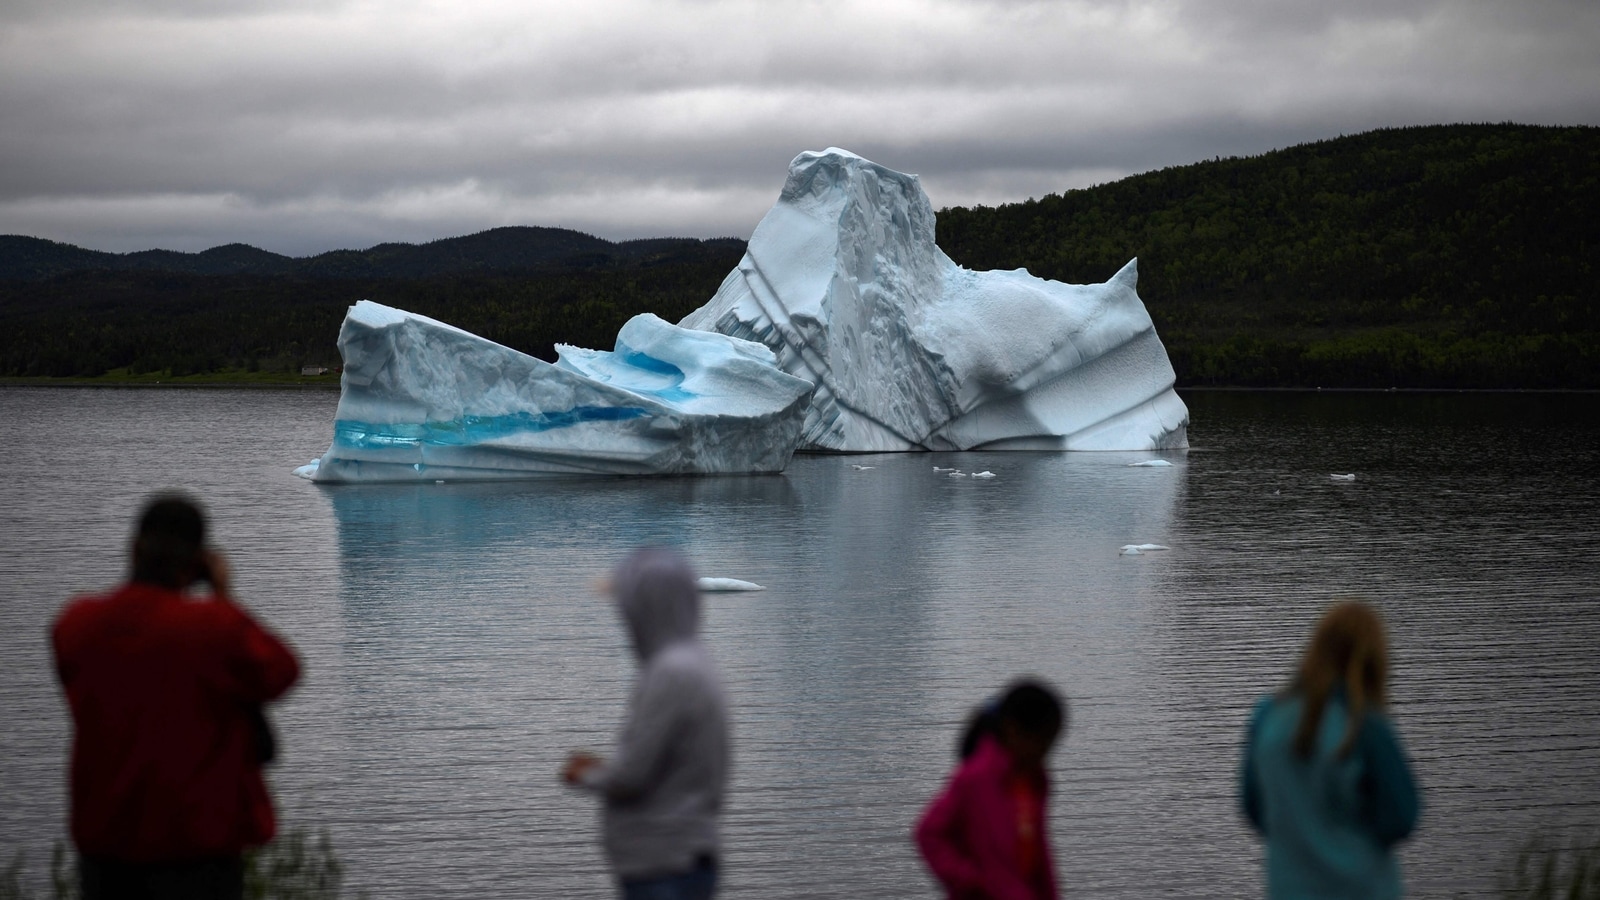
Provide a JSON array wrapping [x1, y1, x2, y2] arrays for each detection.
[[334, 407, 652, 450]]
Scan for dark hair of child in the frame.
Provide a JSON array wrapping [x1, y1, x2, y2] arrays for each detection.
[[958, 679, 1066, 759]]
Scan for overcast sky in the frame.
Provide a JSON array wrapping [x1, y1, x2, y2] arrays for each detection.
[[2, 0, 1596, 256]]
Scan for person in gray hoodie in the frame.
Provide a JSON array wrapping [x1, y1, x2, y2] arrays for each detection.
[[563, 548, 730, 900]]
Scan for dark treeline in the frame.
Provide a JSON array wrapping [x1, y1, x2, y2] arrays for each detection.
[[0, 242, 745, 377], [938, 123, 1599, 388], [0, 226, 743, 281], [2, 123, 1596, 386]]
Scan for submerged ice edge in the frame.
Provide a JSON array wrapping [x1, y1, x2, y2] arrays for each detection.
[[332, 408, 653, 450]]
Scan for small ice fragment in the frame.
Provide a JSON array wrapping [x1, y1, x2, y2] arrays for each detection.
[[1120, 543, 1171, 553], [1127, 460, 1173, 467], [933, 466, 956, 472], [851, 464, 875, 470], [948, 471, 968, 478], [1120, 546, 1142, 555], [697, 577, 766, 592], [291, 459, 320, 480], [1330, 473, 1357, 481], [971, 471, 996, 479], [435, 479, 445, 484]]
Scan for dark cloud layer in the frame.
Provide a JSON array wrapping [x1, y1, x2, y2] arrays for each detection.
[[1, 0, 1595, 255]]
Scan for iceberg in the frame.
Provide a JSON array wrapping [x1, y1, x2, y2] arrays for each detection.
[[304, 300, 814, 482], [680, 148, 1189, 452]]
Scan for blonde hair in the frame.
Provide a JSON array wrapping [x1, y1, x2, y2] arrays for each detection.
[[1291, 601, 1390, 759]]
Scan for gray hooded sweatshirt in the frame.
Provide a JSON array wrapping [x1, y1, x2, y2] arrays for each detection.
[[581, 548, 730, 879]]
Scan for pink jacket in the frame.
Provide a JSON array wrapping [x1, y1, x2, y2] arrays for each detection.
[[915, 736, 1059, 900]]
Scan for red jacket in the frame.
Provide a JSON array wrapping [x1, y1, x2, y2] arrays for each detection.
[[915, 736, 1059, 900], [53, 582, 300, 862]]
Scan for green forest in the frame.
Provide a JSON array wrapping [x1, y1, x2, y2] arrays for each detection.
[[939, 123, 1598, 388], [1, 123, 1595, 387]]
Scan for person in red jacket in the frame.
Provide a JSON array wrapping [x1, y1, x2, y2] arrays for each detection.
[[52, 494, 301, 900], [915, 679, 1066, 900]]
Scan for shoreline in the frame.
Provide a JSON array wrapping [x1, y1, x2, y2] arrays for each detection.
[[0, 377, 341, 389], [1, 378, 1594, 394]]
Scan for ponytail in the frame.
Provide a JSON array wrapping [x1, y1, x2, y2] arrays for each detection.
[[1290, 602, 1389, 760]]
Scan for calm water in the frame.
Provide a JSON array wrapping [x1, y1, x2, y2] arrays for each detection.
[[1, 387, 1597, 898]]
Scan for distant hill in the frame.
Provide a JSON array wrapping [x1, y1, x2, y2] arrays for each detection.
[[0, 226, 745, 281], [937, 123, 1599, 388], [1, 123, 1596, 387]]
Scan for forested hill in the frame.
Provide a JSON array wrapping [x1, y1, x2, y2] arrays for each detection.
[[938, 123, 1598, 388], [0, 227, 744, 281], [1, 123, 1596, 386]]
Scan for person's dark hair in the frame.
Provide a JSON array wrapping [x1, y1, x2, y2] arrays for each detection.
[[131, 494, 206, 588], [999, 678, 1065, 741], [958, 678, 1066, 758], [958, 697, 1002, 759]]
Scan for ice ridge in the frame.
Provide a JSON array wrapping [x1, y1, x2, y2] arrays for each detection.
[[680, 147, 1189, 452]]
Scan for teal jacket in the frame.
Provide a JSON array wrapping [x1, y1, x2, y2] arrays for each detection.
[[1240, 694, 1420, 899]]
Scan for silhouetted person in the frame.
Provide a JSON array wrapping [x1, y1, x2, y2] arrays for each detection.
[[916, 679, 1066, 900], [1240, 601, 1420, 899], [562, 548, 729, 900], [53, 494, 301, 900]]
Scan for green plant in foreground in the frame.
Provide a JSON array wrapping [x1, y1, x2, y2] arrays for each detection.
[[1499, 834, 1600, 900], [0, 844, 75, 900], [0, 829, 361, 900], [245, 828, 365, 900]]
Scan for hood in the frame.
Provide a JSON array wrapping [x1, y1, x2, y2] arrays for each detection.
[[612, 547, 701, 661]]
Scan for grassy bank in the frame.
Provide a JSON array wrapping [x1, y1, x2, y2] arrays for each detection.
[[0, 369, 340, 388]]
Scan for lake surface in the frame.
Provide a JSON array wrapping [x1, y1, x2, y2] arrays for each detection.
[[1, 387, 1596, 898]]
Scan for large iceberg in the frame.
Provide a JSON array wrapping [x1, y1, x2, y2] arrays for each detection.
[[303, 301, 813, 482], [680, 148, 1189, 452]]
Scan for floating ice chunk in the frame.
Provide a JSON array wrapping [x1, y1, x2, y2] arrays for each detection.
[[292, 459, 320, 480], [851, 464, 875, 470], [306, 301, 814, 482], [933, 466, 957, 472], [971, 471, 997, 479], [1330, 473, 1357, 481], [697, 577, 767, 592], [1127, 459, 1174, 467], [948, 471, 968, 478], [680, 148, 1189, 453], [1120, 543, 1171, 555]]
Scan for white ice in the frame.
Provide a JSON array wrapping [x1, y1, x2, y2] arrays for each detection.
[[697, 577, 767, 592], [1127, 459, 1174, 467], [1120, 543, 1172, 555], [681, 148, 1189, 453], [303, 301, 814, 482], [1330, 473, 1357, 481]]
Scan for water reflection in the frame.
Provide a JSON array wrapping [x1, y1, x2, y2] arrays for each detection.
[[321, 450, 1183, 898]]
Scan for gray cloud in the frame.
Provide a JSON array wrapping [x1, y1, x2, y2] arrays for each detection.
[[0, 0, 1595, 255]]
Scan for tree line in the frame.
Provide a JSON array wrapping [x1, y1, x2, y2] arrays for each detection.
[[1, 123, 1595, 387], [937, 123, 1598, 388]]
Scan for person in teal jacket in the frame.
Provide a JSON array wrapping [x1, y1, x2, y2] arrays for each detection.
[[1240, 601, 1420, 899]]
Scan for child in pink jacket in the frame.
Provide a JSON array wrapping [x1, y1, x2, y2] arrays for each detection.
[[915, 680, 1066, 900]]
